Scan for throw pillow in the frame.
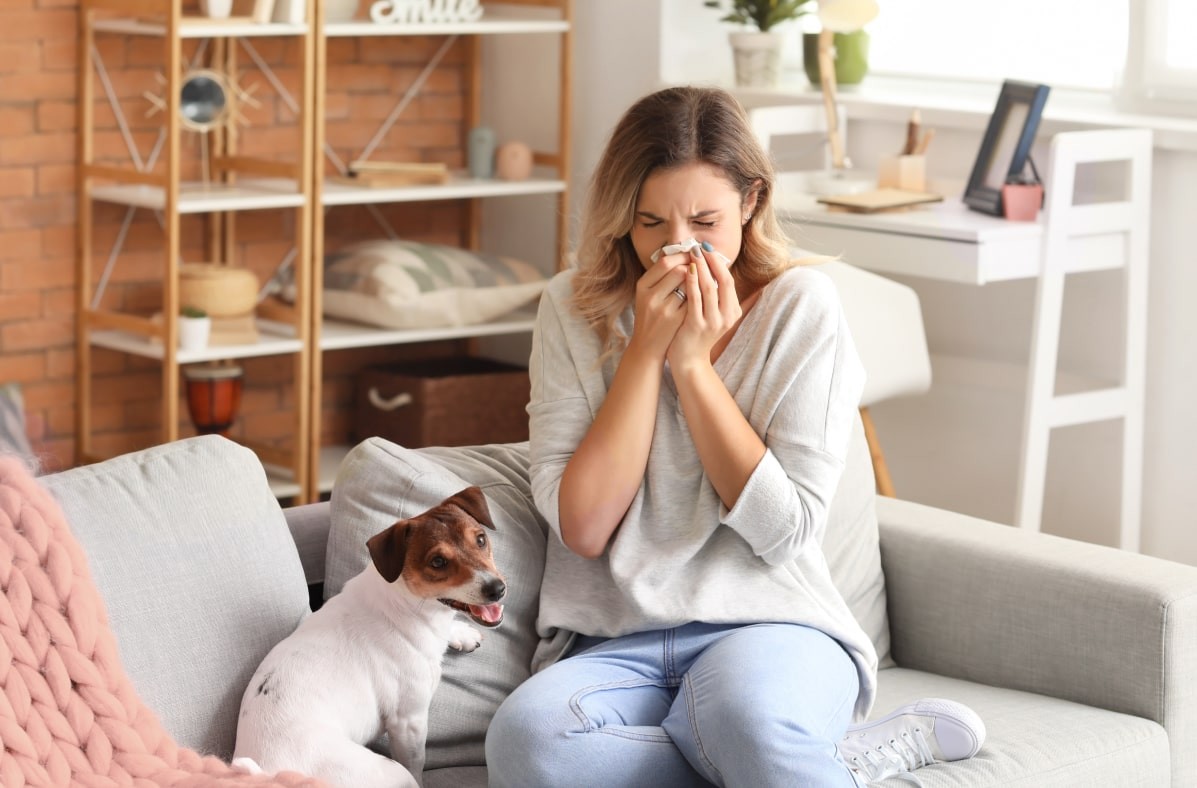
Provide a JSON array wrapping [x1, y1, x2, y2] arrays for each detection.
[[40, 436, 313, 762], [291, 240, 547, 330], [0, 382, 35, 463], [822, 412, 893, 669], [0, 454, 320, 786], [327, 438, 548, 771]]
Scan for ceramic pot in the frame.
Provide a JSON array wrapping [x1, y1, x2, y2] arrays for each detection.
[[729, 31, 785, 88], [325, 0, 359, 22], [178, 314, 211, 352], [803, 30, 870, 87], [183, 364, 244, 436], [200, 0, 233, 18]]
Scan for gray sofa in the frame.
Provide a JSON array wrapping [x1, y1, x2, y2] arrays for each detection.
[[40, 432, 1197, 787]]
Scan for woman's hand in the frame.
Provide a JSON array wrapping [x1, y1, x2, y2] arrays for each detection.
[[628, 250, 689, 363], [667, 244, 741, 373]]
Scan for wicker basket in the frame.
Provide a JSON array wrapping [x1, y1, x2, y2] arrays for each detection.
[[179, 263, 259, 318], [354, 357, 530, 448]]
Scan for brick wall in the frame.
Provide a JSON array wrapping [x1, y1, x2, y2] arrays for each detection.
[[0, 0, 472, 469]]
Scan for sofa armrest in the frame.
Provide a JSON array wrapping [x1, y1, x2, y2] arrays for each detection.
[[878, 496, 1197, 784], [284, 501, 330, 585]]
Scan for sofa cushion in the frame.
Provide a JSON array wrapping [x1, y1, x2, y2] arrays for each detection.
[[1, 453, 315, 785], [40, 436, 311, 761], [871, 667, 1170, 787], [824, 412, 892, 668], [327, 438, 548, 771]]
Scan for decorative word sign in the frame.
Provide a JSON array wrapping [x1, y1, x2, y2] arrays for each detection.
[[370, 0, 485, 24]]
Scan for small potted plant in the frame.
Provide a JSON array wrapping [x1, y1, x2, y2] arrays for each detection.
[[178, 305, 211, 352], [704, 0, 816, 87]]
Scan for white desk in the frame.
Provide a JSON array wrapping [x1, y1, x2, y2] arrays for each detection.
[[773, 173, 1045, 284], [771, 169, 1145, 552]]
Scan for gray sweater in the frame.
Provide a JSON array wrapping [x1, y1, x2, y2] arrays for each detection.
[[527, 265, 878, 720]]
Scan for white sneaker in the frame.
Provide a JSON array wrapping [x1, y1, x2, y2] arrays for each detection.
[[839, 698, 986, 786]]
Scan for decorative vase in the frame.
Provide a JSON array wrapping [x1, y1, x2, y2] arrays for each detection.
[[199, 0, 233, 18], [324, 0, 358, 22], [729, 31, 785, 88], [183, 363, 244, 437], [803, 30, 870, 87], [468, 126, 496, 179]]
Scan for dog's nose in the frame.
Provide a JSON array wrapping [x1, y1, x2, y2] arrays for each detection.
[[482, 578, 506, 602]]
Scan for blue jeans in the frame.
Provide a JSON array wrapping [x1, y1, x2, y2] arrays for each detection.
[[485, 622, 861, 787]]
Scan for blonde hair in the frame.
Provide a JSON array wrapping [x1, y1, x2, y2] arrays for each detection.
[[571, 85, 795, 354]]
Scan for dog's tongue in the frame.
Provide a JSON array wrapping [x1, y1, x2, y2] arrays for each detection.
[[470, 603, 504, 624]]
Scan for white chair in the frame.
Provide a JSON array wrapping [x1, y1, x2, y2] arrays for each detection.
[[1015, 129, 1152, 551], [749, 103, 933, 496], [747, 103, 848, 173], [819, 261, 932, 496]]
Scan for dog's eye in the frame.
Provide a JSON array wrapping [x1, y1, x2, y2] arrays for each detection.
[[429, 556, 448, 570], [476, 534, 487, 549]]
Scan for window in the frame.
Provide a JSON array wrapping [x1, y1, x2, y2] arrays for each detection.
[[862, 1, 1128, 93], [1130, 0, 1197, 102]]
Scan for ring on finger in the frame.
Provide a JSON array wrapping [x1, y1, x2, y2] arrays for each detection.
[[671, 287, 687, 302]]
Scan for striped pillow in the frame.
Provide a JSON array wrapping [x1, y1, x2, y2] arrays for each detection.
[[317, 240, 547, 330]]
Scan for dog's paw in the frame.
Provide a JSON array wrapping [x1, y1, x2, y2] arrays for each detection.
[[448, 620, 483, 652]]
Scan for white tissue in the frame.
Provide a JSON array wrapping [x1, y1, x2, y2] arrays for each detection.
[[649, 237, 732, 265]]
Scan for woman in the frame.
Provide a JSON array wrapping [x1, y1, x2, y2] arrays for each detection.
[[485, 86, 982, 787]]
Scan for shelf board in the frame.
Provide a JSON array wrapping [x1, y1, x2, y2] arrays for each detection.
[[89, 321, 303, 362], [321, 174, 565, 206], [318, 309, 536, 350], [91, 178, 304, 213], [325, 16, 569, 38], [93, 18, 309, 38]]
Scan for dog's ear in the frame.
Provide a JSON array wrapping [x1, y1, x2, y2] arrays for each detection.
[[446, 486, 495, 530], [366, 521, 410, 583]]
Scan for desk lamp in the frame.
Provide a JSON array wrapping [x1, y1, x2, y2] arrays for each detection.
[[814, 0, 878, 183]]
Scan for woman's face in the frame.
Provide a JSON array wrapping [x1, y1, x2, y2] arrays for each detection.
[[630, 162, 757, 270]]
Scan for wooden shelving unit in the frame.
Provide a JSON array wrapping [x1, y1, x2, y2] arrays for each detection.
[[76, 0, 572, 503], [76, 0, 315, 499], [306, 0, 573, 500]]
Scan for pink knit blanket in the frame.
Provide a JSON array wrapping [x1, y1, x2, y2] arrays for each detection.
[[0, 457, 324, 787]]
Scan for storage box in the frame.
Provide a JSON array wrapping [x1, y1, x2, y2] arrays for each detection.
[[354, 357, 531, 448]]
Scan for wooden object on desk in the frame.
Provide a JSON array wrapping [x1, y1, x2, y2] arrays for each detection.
[[817, 188, 943, 214], [877, 154, 926, 192], [338, 161, 450, 188]]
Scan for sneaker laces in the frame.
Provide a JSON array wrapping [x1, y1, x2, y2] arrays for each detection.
[[848, 727, 936, 787]]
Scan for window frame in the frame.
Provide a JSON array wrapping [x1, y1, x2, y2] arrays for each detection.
[[1120, 0, 1197, 116]]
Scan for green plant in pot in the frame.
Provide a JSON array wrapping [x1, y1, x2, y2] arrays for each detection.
[[802, 0, 878, 87], [704, 0, 816, 88]]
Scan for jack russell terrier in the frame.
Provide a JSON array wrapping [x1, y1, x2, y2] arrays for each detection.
[[232, 486, 507, 788]]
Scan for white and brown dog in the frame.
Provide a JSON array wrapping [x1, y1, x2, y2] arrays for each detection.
[[232, 486, 507, 788]]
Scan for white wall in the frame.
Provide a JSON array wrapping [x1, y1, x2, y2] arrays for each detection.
[[494, 1, 1197, 564]]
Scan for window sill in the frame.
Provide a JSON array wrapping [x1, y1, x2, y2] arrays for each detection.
[[733, 73, 1197, 153]]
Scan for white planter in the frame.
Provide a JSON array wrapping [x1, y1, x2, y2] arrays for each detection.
[[200, 0, 233, 17], [729, 31, 785, 88], [179, 315, 212, 352]]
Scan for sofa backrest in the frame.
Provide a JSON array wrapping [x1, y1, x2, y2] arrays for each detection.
[[41, 436, 311, 760]]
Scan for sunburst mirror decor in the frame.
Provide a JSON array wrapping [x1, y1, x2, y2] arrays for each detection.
[[144, 67, 260, 185]]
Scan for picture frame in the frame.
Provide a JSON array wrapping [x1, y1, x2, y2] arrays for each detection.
[[963, 80, 1051, 216]]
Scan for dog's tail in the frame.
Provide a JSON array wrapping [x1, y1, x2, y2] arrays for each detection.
[[231, 756, 266, 775]]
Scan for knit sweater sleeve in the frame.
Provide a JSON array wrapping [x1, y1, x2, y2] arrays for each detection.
[[526, 271, 596, 542], [721, 269, 866, 565]]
